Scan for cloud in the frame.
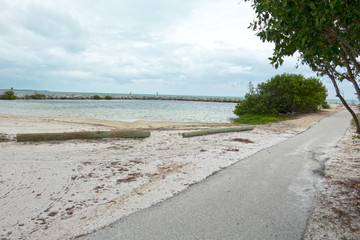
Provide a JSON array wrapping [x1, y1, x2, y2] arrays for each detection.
[[21, 5, 88, 52], [0, 0, 345, 98]]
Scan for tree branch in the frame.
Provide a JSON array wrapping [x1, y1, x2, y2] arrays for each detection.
[[315, 68, 326, 73], [325, 66, 360, 134], [327, 27, 360, 57], [338, 47, 360, 98], [339, 52, 356, 79], [339, 41, 360, 73]]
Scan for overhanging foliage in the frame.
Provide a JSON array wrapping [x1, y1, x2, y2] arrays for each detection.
[[245, 0, 360, 133]]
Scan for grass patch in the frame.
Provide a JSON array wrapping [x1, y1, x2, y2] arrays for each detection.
[[352, 135, 360, 140], [234, 114, 295, 125]]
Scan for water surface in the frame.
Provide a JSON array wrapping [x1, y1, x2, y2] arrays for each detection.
[[0, 100, 237, 123]]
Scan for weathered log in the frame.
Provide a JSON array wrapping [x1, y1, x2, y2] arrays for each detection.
[[182, 126, 254, 138], [17, 130, 151, 142]]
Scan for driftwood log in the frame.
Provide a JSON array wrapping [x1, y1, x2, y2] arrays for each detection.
[[182, 126, 254, 138], [17, 130, 151, 142]]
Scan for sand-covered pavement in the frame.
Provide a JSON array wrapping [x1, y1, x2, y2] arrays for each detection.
[[305, 125, 360, 240], [0, 107, 349, 239]]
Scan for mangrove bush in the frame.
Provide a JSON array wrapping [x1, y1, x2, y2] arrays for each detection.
[[234, 74, 328, 124], [25, 92, 46, 99], [0, 88, 17, 100]]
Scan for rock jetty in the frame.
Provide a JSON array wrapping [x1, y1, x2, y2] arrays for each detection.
[[15, 94, 242, 103]]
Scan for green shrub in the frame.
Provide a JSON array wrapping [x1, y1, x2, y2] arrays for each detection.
[[234, 74, 328, 119], [25, 92, 46, 99], [322, 102, 330, 109], [0, 88, 17, 100], [104, 95, 113, 100], [93, 95, 101, 100]]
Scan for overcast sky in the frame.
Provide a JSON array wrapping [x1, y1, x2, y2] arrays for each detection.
[[0, 0, 355, 98]]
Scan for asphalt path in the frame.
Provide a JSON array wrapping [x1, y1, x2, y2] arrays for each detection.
[[80, 110, 351, 240]]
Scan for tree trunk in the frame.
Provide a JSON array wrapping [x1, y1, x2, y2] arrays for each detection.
[[327, 72, 360, 134]]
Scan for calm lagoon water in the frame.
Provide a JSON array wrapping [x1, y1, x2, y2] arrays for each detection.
[[0, 100, 238, 123]]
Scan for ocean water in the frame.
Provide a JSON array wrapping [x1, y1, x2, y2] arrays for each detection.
[[0, 99, 238, 123]]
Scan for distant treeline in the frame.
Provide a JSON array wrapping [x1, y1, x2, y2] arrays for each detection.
[[9, 93, 242, 103]]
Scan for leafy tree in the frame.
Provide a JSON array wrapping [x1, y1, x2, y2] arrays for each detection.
[[234, 74, 328, 117], [245, 0, 360, 133]]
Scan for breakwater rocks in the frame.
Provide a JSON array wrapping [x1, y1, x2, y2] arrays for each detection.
[[16, 94, 243, 103]]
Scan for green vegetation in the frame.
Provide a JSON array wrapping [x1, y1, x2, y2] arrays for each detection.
[[352, 114, 360, 139], [245, 0, 360, 133], [0, 88, 17, 100], [104, 95, 113, 100], [322, 102, 331, 109], [92, 95, 101, 100], [234, 74, 328, 124], [234, 114, 295, 125], [25, 92, 46, 99]]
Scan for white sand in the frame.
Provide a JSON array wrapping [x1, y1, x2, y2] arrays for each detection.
[[0, 109, 338, 240]]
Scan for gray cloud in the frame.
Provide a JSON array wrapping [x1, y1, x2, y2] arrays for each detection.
[[0, 0, 343, 98], [21, 4, 88, 52]]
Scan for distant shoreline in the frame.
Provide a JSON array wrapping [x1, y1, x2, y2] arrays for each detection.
[[13, 94, 243, 103], [0, 89, 351, 104]]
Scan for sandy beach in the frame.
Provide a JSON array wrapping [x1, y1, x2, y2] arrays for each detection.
[[0, 106, 354, 240]]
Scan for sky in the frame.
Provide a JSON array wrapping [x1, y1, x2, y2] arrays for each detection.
[[0, 0, 356, 98]]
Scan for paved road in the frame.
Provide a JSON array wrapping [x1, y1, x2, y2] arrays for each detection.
[[81, 110, 351, 240]]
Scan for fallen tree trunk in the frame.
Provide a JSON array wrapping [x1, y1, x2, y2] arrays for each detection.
[[182, 126, 254, 138], [17, 130, 151, 142]]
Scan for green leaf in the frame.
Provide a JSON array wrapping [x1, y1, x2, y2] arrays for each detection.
[[310, 2, 316, 10], [246, 0, 360, 119]]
